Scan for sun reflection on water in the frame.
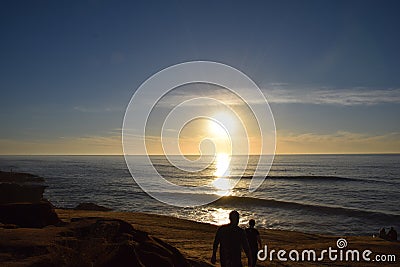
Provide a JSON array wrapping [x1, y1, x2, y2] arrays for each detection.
[[209, 208, 231, 225], [212, 153, 234, 196], [212, 178, 235, 196], [213, 153, 230, 177]]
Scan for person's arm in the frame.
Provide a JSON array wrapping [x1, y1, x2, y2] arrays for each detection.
[[211, 228, 220, 264], [241, 230, 252, 267], [257, 230, 262, 248]]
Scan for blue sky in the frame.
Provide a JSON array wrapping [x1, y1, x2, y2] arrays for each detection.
[[0, 0, 399, 154]]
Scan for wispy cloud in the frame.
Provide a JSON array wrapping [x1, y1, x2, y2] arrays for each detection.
[[277, 131, 400, 154], [264, 86, 400, 105], [152, 84, 400, 107], [72, 106, 123, 113], [0, 135, 122, 155]]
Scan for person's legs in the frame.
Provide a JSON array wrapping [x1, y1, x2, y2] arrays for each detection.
[[248, 249, 257, 267]]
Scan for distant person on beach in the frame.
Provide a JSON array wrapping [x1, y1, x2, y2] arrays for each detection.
[[211, 211, 252, 267], [379, 227, 387, 239], [387, 227, 397, 241], [245, 219, 262, 267]]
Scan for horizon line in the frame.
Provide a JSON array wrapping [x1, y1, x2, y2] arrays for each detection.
[[0, 153, 399, 156]]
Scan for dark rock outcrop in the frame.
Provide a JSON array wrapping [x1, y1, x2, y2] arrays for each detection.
[[74, 202, 113, 211], [0, 183, 46, 204], [0, 200, 61, 228], [54, 217, 191, 267], [0, 171, 206, 266], [0, 171, 61, 228], [0, 217, 205, 267], [0, 217, 196, 266]]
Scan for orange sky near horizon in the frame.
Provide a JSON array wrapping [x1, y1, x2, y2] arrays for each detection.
[[0, 130, 399, 155]]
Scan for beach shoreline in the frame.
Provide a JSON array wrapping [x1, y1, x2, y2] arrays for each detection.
[[55, 208, 399, 266], [1, 170, 399, 266], [0, 201, 399, 266]]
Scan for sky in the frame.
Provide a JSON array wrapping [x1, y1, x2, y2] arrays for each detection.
[[0, 0, 399, 155]]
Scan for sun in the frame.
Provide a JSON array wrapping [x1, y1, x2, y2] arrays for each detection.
[[208, 112, 236, 137], [208, 120, 227, 137]]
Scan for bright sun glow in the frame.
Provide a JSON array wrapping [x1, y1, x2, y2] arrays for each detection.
[[208, 112, 235, 196], [208, 112, 236, 137], [208, 120, 227, 137]]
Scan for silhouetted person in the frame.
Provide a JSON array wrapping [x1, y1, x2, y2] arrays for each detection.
[[211, 211, 252, 267], [245, 219, 262, 267], [379, 228, 387, 239], [387, 227, 397, 241]]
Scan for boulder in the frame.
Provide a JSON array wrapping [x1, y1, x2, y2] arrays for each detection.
[[0, 171, 61, 228], [0, 183, 46, 204], [0, 200, 61, 228], [53, 218, 191, 267]]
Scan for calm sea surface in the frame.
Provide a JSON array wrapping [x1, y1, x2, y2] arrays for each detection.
[[0, 154, 399, 235]]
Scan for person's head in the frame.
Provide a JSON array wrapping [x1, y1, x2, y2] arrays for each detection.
[[249, 219, 255, 228], [229, 210, 240, 226]]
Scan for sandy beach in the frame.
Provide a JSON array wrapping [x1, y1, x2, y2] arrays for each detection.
[[54, 208, 399, 266]]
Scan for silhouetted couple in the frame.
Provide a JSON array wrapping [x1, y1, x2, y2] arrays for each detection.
[[379, 227, 398, 241], [211, 211, 261, 267]]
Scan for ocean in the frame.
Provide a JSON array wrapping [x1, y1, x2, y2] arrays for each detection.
[[0, 154, 399, 236]]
